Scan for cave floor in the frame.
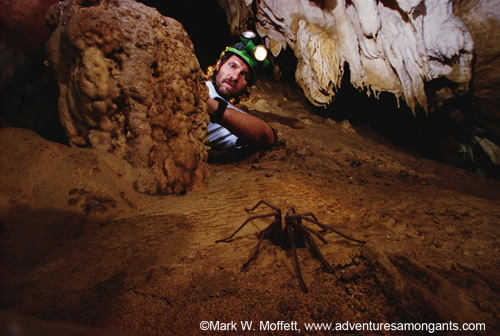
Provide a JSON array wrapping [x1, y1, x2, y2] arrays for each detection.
[[1, 78, 500, 335]]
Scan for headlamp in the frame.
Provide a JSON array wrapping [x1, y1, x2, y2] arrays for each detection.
[[223, 30, 270, 83], [241, 30, 257, 40], [253, 45, 268, 62]]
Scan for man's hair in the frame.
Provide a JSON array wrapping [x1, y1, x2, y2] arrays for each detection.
[[205, 52, 232, 82]]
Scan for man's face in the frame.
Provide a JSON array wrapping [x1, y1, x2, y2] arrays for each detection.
[[214, 55, 251, 100]]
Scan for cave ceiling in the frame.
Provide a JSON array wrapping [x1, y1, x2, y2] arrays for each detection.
[[216, 0, 474, 113]]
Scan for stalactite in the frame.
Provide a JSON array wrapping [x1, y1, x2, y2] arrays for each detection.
[[217, 0, 474, 112]]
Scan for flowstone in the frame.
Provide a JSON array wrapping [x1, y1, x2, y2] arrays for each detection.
[[218, 0, 474, 112], [45, 0, 210, 195]]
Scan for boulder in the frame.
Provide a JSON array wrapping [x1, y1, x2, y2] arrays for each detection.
[[45, 0, 210, 195]]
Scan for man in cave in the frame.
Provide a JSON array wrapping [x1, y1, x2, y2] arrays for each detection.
[[205, 31, 277, 151]]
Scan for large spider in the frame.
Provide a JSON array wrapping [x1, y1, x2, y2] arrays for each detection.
[[216, 200, 366, 293]]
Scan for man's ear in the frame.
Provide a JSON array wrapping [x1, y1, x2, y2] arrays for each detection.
[[214, 59, 222, 71]]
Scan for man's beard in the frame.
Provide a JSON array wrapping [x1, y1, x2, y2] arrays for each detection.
[[214, 74, 240, 101]]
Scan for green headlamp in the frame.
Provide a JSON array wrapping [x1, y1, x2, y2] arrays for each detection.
[[223, 30, 270, 83]]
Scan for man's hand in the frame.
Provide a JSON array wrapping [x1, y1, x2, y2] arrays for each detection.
[[207, 97, 275, 148]]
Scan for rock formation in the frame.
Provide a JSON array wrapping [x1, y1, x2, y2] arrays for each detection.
[[454, 0, 500, 137], [45, 0, 210, 195], [0, 127, 148, 265], [217, 0, 474, 113]]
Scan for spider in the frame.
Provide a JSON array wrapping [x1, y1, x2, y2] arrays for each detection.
[[216, 200, 366, 293]]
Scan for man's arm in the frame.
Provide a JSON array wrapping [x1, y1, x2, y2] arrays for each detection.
[[206, 97, 275, 147]]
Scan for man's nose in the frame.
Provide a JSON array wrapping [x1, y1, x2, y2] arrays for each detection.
[[228, 71, 238, 82]]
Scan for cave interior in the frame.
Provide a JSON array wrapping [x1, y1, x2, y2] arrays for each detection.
[[0, 0, 498, 179]]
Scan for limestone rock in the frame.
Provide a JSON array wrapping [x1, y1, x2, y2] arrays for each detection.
[[218, 0, 474, 112], [454, 0, 500, 139], [45, 0, 210, 195]]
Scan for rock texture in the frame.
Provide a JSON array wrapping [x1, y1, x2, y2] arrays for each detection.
[[0, 0, 59, 54], [217, 0, 474, 112], [0, 127, 148, 266], [45, 0, 210, 195], [454, 0, 500, 138]]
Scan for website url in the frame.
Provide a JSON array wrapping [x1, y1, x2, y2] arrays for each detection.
[[303, 321, 486, 333]]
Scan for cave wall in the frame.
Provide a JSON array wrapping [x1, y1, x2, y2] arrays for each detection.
[[0, 0, 64, 141], [453, 0, 500, 137], [0, 0, 60, 54]]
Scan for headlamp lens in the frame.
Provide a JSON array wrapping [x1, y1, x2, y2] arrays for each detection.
[[241, 30, 257, 40], [254, 45, 268, 62]]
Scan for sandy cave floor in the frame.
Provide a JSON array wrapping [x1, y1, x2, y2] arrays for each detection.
[[1, 78, 500, 335]]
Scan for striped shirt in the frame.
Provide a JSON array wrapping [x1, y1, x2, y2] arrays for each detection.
[[206, 81, 247, 150]]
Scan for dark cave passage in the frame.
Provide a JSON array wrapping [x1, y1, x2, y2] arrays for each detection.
[[311, 65, 495, 178], [138, 0, 234, 71]]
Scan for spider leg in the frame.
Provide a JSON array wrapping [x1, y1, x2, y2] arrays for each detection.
[[292, 212, 319, 221], [285, 220, 309, 293], [241, 221, 277, 270], [302, 229, 335, 273], [293, 213, 324, 231], [215, 213, 279, 243], [301, 225, 329, 244], [293, 213, 366, 244], [288, 213, 327, 245], [246, 200, 281, 214], [285, 206, 296, 216]]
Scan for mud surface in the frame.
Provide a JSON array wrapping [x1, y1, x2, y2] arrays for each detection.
[[1, 78, 499, 335]]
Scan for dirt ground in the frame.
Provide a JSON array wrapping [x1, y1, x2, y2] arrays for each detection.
[[1, 78, 499, 335]]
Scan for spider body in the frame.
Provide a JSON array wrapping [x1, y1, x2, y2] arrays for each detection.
[[216, 200, 366, 293]]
